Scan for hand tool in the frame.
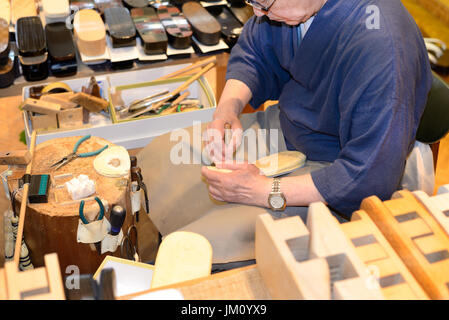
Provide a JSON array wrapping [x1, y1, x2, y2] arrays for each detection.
[[79, 196, 105, 254], [125, 61, 215, 119], [50, 135, 109, 171], [127, 89, 169, 112], [131, 167, 149, 216], [110, 205, 126, 236], [120, 225, 139, 261]]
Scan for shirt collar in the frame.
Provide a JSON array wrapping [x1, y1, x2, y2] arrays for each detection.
[[293, 0, 360, 87]]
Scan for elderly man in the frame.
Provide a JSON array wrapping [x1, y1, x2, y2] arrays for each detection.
[[139, 0, 432, 269]]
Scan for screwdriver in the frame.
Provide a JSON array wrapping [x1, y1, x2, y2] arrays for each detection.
[[110, 205, 126, 236]]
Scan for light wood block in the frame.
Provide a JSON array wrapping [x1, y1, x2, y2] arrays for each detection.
[[2, 253, 65, 300], [41, 95, 79, 110], [361, 190, 449, 299], [0, 150, 31, 165], [22, 98, 61, 115], [11, 0, 37, 25], [57, 107, 84, 129], [413, 190, 449, 237], [306, 202, 384, 300], [151, 231, 213, 289], [255, 214, 331, 300], [73, 9, 106, 57], [29, 112, 58, 132], [341, 210, 429, 300]]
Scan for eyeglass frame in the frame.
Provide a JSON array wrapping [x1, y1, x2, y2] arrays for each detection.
[[245, 0, 277, 12]]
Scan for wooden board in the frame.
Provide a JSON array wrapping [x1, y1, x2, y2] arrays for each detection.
[[120, 264, 271, 300], [73, 9, 106, 57], [7, 136, 133, 274], [0, 150, 31, 166], [361, 190, 449, 299], [341, 210, 429, 300], [306, 202, 384, 300], [255, 213, 331, 299], [151, 231, 212, 289]]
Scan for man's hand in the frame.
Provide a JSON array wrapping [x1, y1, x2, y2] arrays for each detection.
[[204, 79, 251, 164], [204, 114, 243, 164], [201, 162, 272, 207]]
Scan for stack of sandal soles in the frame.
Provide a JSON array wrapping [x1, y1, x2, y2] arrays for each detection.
[[94, 0, 123, 15], [157, 4, 192, 49], [132, 7, 168, 55], [227, 0, 253, 25], [0, 17, 15, 88], [206, 5, 243, 47], [123, 0, 148, 9], [16, 16, 49, 81], [104, 7, 137, 48], [182, 1, 221, 46], [45, 22, 78, 77]]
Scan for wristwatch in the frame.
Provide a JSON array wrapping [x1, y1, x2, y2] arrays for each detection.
[[268, 178, 286, 211]]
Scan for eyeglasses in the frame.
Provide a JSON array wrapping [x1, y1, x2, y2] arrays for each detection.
[[245, 0, 277, 12]]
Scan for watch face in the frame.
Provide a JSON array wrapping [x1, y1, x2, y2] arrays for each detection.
[[269, 194, 285, 209]]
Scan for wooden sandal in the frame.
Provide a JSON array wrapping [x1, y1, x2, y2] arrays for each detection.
[[132, 7, 168, 55], [157, 4, 192, 49], [182, 1, 221, 46]]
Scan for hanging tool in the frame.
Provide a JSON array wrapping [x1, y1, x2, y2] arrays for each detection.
[[121, 225, 139, 261], [50, 135, 108, 171], [79, 196, 105, 254], [131, 166, 149, 219]]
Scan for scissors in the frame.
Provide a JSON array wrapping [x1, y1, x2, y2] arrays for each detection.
[[120, 225, 139, 261], [50, 135, 108, 171]]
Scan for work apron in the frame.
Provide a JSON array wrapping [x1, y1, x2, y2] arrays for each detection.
[[137, 105, 333, 264], [137, 105, 434, 264]]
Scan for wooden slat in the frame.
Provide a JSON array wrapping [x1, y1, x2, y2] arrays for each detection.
[[255, 214, 331, 300], [361, 190, 449, 299], [341, 210, 429, 300], [306, 202, 384, 300]]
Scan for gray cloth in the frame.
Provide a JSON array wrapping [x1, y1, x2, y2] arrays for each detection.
[[137, 105, 332, 263]]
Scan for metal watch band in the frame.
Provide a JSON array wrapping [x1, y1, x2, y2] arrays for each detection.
[[272, 178, 281, 193]]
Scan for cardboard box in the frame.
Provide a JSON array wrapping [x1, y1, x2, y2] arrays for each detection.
[[23, 64, 216, 149]]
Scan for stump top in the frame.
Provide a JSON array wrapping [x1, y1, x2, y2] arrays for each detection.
[[10, 136, 129, 217]]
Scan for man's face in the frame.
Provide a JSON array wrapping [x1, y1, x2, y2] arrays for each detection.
[[252, 0, 328, 25]]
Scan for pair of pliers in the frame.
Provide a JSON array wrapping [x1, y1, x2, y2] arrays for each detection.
[[50, 135, 108, 171], [79, 197, 105, 255], [79, 196, 105, 225]]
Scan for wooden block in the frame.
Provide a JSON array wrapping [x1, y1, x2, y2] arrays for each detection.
[[0, 150, 31, 165], [413, 190, 449, 237], [38, 253, 65, 300], [255, 214, 331, 300], [57, 107, 84, 129], [41, 95, 79, 110], [29, 112, 58, 132], [69, 92, 109, 113], [22, 98, 61, 115], [11, 0, 37, 25], [361, 190, 449, 299], [306, 202, 384, 300], [151, 231, 213, 289], [342, 210, 429, 300], [2, 253, 65, 300]]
